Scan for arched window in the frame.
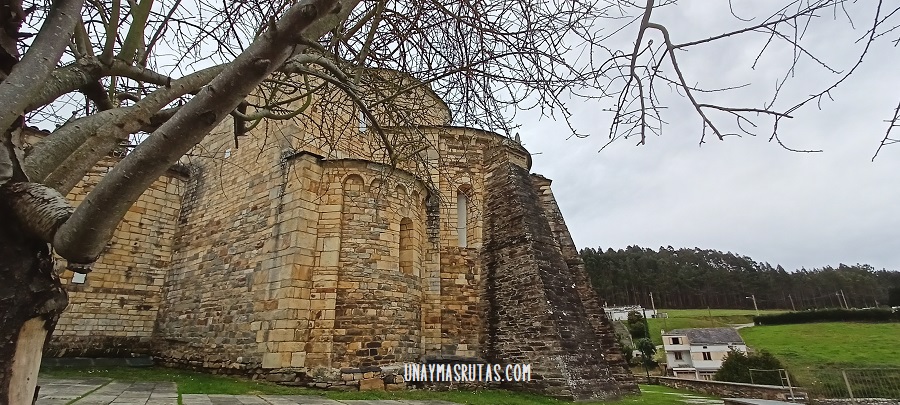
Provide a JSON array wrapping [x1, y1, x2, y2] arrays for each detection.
[[400, 218, 413, 275], [457, 191, 468, 247], [358, 109, 368, 132]]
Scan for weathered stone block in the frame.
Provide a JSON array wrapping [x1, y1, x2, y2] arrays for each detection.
[[261, 352, 281, 369], [358, 378, 384, 391], [290, 352, 306, 367], [320, 251, 339, 267]]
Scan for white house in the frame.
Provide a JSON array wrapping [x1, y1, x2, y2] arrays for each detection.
[[603, 305, 658, 321], [662, 327, 748, 380]]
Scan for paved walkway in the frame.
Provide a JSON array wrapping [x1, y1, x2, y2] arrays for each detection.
[[37, 379, 177, 405], [36, 378, 457, 405], [184, 397, 456, 405]]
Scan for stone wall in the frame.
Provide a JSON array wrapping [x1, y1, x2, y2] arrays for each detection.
[[330, 161, 427, 369], [153, 124, 324, 372], [530, 175, 637, 392], [47, 157, 185, 357], [431, 130, 489, 360], [481, 150, 635, 401], [656, 377, 806, 401], [40, 82, 640, 398], [265, 72, 450, 169]]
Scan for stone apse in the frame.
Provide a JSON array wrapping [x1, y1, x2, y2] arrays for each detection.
[[45, 73, 637, 400]]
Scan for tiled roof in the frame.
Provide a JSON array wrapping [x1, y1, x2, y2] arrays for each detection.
[[663, 327, 745, 344]]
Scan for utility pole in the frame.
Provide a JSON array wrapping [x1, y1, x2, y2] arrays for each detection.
[[840, 289, 849, 309], [746, 295, 760, 316], [641, 306, 652, 382], [642, 307, 650, 339], [650, 292, 665, 330], [788, 294, 796, 311]]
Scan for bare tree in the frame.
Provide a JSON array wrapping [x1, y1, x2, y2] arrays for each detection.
[[1, 0, 898, 400]]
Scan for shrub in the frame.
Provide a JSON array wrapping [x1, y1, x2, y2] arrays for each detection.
[[627, 310, 645, 325], [714, 349, 785, 385], [626, 310, 648, 338], [628, 321, 647, 339], [753, 308, 899, 326], [635, 337, 658, 368], [614, 333, 634, 364]]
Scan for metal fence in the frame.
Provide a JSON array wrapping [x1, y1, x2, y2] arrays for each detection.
[[748, 368, 900, 400], [749, 368, 801, 399], [807, 368, 900, 400], [749, 368, 792, 386]]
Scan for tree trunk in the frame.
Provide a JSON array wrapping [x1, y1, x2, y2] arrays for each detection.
[[0, 197, 68, 403], [1, 0, 69, 399]]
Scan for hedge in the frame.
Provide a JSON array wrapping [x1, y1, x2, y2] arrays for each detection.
[[753, 308, 900, 325]]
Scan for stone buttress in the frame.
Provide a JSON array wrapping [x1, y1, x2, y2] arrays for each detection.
[[481, 148, 638, 400]]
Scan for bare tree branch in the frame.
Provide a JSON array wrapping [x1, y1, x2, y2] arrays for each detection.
[[873, 98, 900, 161], [53, 0, 349, 267], [0, 0, 84, 139], [28, 63, 227, 190]]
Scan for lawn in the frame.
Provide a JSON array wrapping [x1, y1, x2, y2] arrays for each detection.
[[646, 308, 784, 345], [739, 322, 900, 369], [41, 366, 716, 405], [42, 366, 311, 395], [663, 309, 781, 319], [739, 322, 900, 398]]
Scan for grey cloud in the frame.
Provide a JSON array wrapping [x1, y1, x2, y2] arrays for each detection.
[[518, 1, 900, 271]]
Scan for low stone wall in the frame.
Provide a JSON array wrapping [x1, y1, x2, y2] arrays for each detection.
[[250, 365, 408, 392], [46, 335, 152, 358], [154, 357, 410, 392], [811, 399, 900, 405], [655, 376, 806, 401]]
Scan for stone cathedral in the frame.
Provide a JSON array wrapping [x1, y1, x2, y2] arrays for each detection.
[[45, 71, 637, 400]]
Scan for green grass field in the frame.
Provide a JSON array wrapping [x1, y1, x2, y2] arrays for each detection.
[[645, 308, 784, 345], [739, 322, 900, 369], [641, 310, 899, 398], [739, 322, 900, 398], [41, 366, 716, 405]]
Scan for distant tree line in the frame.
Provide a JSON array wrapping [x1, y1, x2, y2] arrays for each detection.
[[580, 246, 900, 310]]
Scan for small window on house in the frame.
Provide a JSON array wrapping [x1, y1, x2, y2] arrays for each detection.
[[72, 273, 86, 284], [457, 191, 467, 247], [671, 337, 681, 345], [674, 352, 683, 361], [702, 352, 712, 361]]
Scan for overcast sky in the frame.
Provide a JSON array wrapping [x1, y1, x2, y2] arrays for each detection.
[[518, 1, 900, 272]]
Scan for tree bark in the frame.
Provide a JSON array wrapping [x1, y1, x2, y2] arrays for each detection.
[[0, 185, 69, 403], [24, 64, 227, 190], [1, 0, 74, 401]]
